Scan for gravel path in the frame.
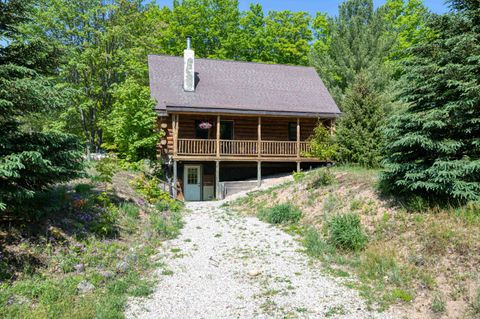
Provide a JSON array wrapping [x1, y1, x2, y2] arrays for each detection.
[[126, 200, 398, 319]]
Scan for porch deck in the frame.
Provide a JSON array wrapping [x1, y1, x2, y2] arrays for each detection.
[[176, 138, 312, 160]]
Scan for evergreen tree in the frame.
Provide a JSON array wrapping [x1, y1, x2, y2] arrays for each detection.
[[0, 0, 83, 211], [310, 0, 392, 102], [381, 0, 480, 202], [335, 71, 386, 167]]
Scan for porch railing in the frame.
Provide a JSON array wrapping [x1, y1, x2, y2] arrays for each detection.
[[177, 139, 216, 156], [177, 138, 311, 157], [221, 140, 258, 156]]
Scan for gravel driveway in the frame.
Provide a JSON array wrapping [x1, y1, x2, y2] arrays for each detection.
[[126, 200, 398, 319]]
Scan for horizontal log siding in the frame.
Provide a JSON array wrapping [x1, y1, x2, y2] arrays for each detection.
[[175, 115, 317, 140], [157, 116, 174, 158]]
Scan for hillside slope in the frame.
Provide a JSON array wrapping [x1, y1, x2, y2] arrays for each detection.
[[229, 167, 480, 319]]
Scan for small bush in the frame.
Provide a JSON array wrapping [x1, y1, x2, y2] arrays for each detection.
[[326, 213, 367, 251], [120, 202, 140, 219], [303, 227, 335, 257], [403, 195, 431, 212], [149, 210, 183, 239], [92, 157, 119, 183], [431, 293, 446, 314], [130, 174, 166, 204], [389, 288, 413, 302], [90, 207, 118, 237], [74, 184, 93, 195], [258, 203, 302, 225], [131, 173, 183, 212], [307, 169, 335, 188], [292, 171, 305, 182], [359, 246, 412, 288], [454, 202, 480, 225], [155, 199, 183, 213]]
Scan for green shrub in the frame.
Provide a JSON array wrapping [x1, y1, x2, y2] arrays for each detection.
[[431, 293, 445, 313], [119, 202, 140, 219], [326, 213, 367, 251], [358, 246, 411, 288], [74, 183, 93, 195], [149, 210, 183, 239], [307, 169, 335, 188], [131, 174, 168, 203], [307, 124, 338, 161], [131, 173, 184, 213], [292, 171, 305, 182], [303, 227, 335, 257], [403, 195, 430, 212], [454, 202, 480, 225], [90, 196, 119, 237], [155, 199, 183, 213], [92, 157, 119, 183], [389, 288, 413, 302], [258, 203, 302, 225]]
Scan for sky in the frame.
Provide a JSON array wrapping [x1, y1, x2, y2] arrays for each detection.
[[154, 0, 449, 16]]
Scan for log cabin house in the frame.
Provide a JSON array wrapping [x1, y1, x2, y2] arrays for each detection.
[[149, 38, 340, 201]]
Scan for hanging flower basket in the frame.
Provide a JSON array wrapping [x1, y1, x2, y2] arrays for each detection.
[[198, 121, 212, 130]]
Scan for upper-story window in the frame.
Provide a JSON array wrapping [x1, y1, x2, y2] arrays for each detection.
[[220, 121, 234, 140], [288, 122, 297, 141]]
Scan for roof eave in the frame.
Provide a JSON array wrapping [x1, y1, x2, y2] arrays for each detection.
[[161, 105, 341, 118]]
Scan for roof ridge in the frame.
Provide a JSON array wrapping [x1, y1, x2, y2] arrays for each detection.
[[148, 54, 316, 70]]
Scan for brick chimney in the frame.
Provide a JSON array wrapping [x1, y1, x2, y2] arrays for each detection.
[[183, 36, 195, 92]]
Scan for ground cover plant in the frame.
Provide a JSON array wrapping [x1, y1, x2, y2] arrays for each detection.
[[230, 166, 480, 318], [0, 163, 184, 318]]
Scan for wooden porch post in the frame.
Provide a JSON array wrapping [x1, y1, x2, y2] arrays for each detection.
[[215, 160, 220, 199], [297, 161, 301, 172], [296, 118, 300, 158], [330, 118, 336, 135], [216, 115, 221, 158], [173, 160, 178, 199], [258, 116, 261, 157], [172, 114, 178, 157], [257, 161, 261, 187]]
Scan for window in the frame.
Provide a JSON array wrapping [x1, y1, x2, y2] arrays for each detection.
[[187, 168, 198, 184], [220, 121, 234, 140], [288, 122, 297, 141]]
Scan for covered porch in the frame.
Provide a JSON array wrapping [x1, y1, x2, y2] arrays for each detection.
[[168, 113, 334, 160]]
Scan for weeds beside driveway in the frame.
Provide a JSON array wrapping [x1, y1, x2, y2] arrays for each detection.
[[126, 201, 398, 319]]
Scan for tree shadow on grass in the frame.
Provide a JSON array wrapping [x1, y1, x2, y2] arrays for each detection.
[[0, 182, 135, 282]]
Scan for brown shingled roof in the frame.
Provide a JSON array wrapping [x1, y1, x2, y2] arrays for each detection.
[[148, 55, 340, 117]]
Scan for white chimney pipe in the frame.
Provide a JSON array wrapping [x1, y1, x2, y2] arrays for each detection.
[[184, 36, 195, 92]]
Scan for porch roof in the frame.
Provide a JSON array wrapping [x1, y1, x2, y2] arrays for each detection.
[[148, 55, 341, 118]]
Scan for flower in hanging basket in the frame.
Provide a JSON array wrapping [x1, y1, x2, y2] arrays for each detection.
[[198, 121, 212, 130]]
